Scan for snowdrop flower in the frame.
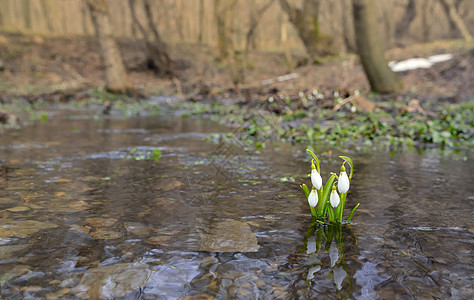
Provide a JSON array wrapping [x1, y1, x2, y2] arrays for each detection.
[[311, 162, 322, 190], [308, 187, 318, 208], [338, 165, 350, 194], [330, 185, 340, 208]]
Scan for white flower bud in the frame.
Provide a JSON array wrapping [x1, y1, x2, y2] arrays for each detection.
[[308, 187, 318, 208], [330, 187, 340, 208], [338, 167, 350, 194], [311, 163, 322, 190]]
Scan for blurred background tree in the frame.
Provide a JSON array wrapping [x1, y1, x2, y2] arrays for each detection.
[[86, 0, 130, 93], [1, 0, 471, 51], [353, 0, 403, 93], [0, 0, 472, 94]]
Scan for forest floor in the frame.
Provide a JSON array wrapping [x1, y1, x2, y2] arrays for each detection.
[[0, 32, 473, 150]]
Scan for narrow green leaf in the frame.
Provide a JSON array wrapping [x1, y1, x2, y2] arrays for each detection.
[[300, 183, 310, 198], [339, 156, 354, 179], [306, 149, 321, 173], [347, 203, 360, 222], [335, 193, 347, 221], [320, 174, 335, 215], [327, 205, 335, 223]]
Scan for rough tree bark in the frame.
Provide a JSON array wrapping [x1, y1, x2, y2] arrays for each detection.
[[128, 0, 173, 75], [352, 0, 403, 93], [279, 0, 330, 60], [439, 0, 472, 41], [86, 0, 130, 93]]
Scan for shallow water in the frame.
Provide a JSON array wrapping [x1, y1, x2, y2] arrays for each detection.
[[0, 107, 472, 299]]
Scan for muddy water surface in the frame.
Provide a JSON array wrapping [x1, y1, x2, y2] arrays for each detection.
[[0, 107, 472, 299]]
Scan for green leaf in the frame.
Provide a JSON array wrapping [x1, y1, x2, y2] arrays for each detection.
[[339, 156, 354, 179], [347, 203, 360, 222], [306, 149, 321, 173], [300, 183, 310, 198], [319, 174, 335, 216]]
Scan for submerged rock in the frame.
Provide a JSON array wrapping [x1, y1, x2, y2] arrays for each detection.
[[198, 218, 259, 252], [146, 235, 172, 246], [124, 222, 150, 237], [0, 244, 30, 260], [5, 206, 30, 212], [73, 263, 151, 299], [90, 230, 122, 240], [0, 220, 58, 238]]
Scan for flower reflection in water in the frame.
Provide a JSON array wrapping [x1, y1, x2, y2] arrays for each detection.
[[302, 218, 357, 292]]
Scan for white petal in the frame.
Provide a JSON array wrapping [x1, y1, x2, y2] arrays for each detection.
[[338, 171, 350, 194], [330, 190, 340, 208], [311, 170, 322, 190], [308, 189, 318, 208]]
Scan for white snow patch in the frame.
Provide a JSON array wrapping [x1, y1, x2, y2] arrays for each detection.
[[389, 53, 453, 72]]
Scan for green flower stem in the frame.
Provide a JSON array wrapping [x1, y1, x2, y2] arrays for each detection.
[[317, 187, 323, 215], [310, 206, 317, 218]]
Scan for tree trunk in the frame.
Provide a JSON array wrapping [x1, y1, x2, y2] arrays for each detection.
[[394, 0, 416, 39], [341, 0, 356, 53], [279, 0, 329, 61], [214, 0, 236, 62], [421, 0, 435, 43], [87, 0, 130, 93], [245, 0, 274, 56], [128, 0, 173, 75], [175, 0, 184, 41], [439, 0, 472, 41], [40, 0, 54, 32], [352, 0, 403, 93], [21, 0, 32, 29], [198, 0, 205, 43]]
